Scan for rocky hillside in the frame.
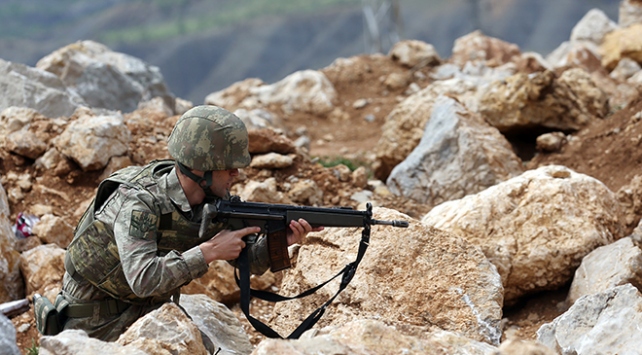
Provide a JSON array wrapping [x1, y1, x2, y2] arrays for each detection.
[[2, 1, 642, 354]]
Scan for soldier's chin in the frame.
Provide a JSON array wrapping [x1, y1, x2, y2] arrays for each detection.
[[202, 190, 227, 203]]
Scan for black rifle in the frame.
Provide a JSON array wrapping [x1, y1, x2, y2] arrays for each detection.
[[199, 196, 409, 339], [199, 196, 409, 271]]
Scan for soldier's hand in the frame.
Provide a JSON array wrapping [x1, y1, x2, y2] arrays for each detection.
[[287, 218, 323, 246], [199, 226, 260, 263]]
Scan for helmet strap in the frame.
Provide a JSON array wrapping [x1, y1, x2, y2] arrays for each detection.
[[177, 162, 218, 200]]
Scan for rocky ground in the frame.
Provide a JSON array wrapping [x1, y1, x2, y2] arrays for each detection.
[[6, 65, 642, 354], [1, 53, 433, 351], [3, 6, 642, 353]]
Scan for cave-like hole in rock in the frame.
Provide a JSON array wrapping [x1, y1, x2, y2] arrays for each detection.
[[501, 127, 571, 162]]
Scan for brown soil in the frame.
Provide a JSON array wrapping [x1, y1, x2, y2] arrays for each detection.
[[11, 309, 39, 353], [5, 53, 642, 352], [528, 97, 642, 193], [500, 285, 570, 343]]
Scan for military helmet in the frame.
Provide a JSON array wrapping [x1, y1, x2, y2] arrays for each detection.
[[167, 105, 251, 171]]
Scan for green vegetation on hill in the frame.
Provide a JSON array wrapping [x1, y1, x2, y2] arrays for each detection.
[[100, 0, 359, 44], [317, 156, 370, 172], [0, 0, 359, 45]]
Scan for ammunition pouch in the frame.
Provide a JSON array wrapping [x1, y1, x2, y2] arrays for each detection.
[[34, 293, 69, 336]]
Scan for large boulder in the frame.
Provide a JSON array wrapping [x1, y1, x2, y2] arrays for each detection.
[[570, 8, 618, 44], [271, 207, 504, 345], [541, 8, 615, 70], [32, 213, 74, 248], [117, 302, 208, 355], [373, 63, 515, 180], [205, 69, 337, 117], [538, 284, 642, 355], [545, 41, 603, 72], [544, 7, 620, 83], [567, 236, 642, 305], [422, 165, 624, 305], [36, 40, 175, 113], [0, 107, 70, 163], [249, 69, 337, 115], [387, 96, 523, 207], [204, 78, 265, 111], [601, 23, 642, 71], [39, 297, 253, 355], [18, 243, 65, 300], [179, 294, 254, 355], [40, 330, 147, 355], [478, 69, 608, 133], [388, 39, 441, 68], [0, 59, 85, 118], [247, 128, 296, 155], [53, 108, 131, 171], [252, 319, 498, 355], [450, 30, 521, 68], [587, 66, 641, 110], [0, 314, 20, 355]]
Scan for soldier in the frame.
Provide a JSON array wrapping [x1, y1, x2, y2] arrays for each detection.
[[40, 105, 319, 346]]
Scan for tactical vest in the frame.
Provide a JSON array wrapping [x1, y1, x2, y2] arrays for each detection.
[[65, 159, 224, 304]]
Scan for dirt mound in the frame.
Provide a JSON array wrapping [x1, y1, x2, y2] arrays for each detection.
[[529, 98, 642, 193]]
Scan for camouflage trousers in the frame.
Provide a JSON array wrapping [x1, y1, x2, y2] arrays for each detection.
[[59, 291, 217, 354], [60, 290, 161, 342]]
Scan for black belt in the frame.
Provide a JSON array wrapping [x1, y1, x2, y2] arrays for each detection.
[[61, 297, 131, 318], [62, 254, 131, 318]]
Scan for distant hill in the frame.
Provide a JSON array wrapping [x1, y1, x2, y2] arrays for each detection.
[[0, 0, 621, 104]]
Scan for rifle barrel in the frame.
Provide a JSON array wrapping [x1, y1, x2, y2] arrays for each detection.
[[372, 219, 409, 228]]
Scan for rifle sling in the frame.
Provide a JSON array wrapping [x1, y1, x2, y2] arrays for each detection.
[[236, 224, 371, 339]]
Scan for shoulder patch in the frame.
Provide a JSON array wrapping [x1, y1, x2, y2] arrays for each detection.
[[129, 210, 159, 239]]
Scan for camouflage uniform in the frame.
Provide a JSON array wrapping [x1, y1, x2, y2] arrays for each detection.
[[60, 106, 268, 342]]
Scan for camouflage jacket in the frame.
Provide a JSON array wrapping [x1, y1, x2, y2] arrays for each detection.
[[63, 160, 270, 305]]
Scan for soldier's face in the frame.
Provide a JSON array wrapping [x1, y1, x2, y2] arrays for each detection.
[[208, 168, 240, 198]]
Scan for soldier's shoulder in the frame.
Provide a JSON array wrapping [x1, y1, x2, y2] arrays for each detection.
[[117, 183, 161, 209]]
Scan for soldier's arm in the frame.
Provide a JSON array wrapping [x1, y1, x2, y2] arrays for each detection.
[[112, 190, 209, 299], [224, 219, 316, 275]]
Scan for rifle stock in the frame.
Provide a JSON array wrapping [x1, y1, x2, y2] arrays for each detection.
[[200, 196, 409, 272]]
